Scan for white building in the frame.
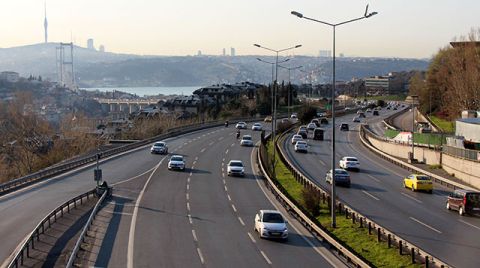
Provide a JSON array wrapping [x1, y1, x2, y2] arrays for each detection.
[[0, 71, 20, 82], [87, 38, 95, 50]]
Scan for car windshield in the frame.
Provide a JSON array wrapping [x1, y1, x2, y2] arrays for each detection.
[[171, 156, 183, 161], [229, 162, 243, 167], [416, 175, 429, 180], [262, 213, 284, 223], [346, 158, 358, 162], [294, 135, 301, 139], [254, 123, 261, 126], [335, 170, 348, 175], [154, 142, 164, 147], [297, 141, 306, 145], [242, 136, 252, 140]]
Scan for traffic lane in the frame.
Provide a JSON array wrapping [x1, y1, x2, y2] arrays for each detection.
[[0, 126, 231, 264], [187, 131, 269, 267], [225, 133, 338, 267], [297, 121, 480, 267]]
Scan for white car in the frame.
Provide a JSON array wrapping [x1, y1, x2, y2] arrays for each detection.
[[236, 122, 247, 129], [326, 169, 351, 187], [168, 155, 185, 171], [150, 141, 168, 154], [307, 123, 317, 131], [254, 210, 288, 240], [227, 160, 245, 176], [252, 123, 263, 131], [294, 140, 308, 153], [240, 135, 254, 146], [291, 134, 303, 144], [352, 117, 361, 123], [339, 156, 360, 171]]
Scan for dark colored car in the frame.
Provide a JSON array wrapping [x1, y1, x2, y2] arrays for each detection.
[[325, 169, 351, 187], [373, 110, 379, 116], [320, 117, 329, 124], [447, 190, 480, 216], [340, 123, 349, 131], [313, 128, 324, 140]]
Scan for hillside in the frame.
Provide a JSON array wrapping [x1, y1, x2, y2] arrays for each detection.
[[0, 43, 429, 87]]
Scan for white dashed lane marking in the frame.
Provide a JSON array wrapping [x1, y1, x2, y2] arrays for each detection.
[[225, 149, 229, 154], [401, 192, 422, 203], [260, 251, 272, 265], [231, 204, 237, 212], [188, 214, 193, 224], [459, 219, 480, 230], [187, 202, 191, 211], [200, 148, 206, 153], [238, 216, 245, 226], [362, 190, 380, 201], [192, 229, 198, 242], [410, 217, 442, 234], [227, 194, 232, 201], [197, 248, 205, 264], [247, 232, 256, 243]]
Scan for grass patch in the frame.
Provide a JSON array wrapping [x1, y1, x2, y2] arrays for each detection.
[[265, 140, 421, 267], [385, 129, 400, 139], [430, 116, 455, 133], [384, 129, 444, 146]]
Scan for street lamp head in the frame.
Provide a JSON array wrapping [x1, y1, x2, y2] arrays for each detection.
[[291, 11, 303, 18], [295, 44, 302, 48], [366, 11, 378, 18], [253, 44, 261, 48]]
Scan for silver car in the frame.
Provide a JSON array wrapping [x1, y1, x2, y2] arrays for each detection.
[[326, 169, 351, 187], [240, 135, 254, 146], [254, 210, 288, 240], [168, 155, 185, 171]]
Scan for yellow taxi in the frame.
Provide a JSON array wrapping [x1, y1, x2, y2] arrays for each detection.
[[403, 174, 433, 193]]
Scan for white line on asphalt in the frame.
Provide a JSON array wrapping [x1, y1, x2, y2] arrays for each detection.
[[224, 185, 228, 192], [260, 251, 272, 265], [401, 192, 422, 203], [195, 156, 199, 161], [231, 204, 237, 212], [222, 158, 225, 162], [223, 179, 226, 185], [187, 202, 191, 211], [318, 159, 326, 166], [231, 143, 235, 147], [190, 171, 193, 177], [362, 190, 380, 201], [197, 248, 205, 264], [178, 146, 183, 149], [103, 210, 134, 216], [187, 177, 191, 183], [247, 232, 257, 243], [127, 156, 166, 268], [187, 184, 190, 190], [222, 173, 225, 178], [410, 217, 442, 234], [459, 219, 480, 231], [227, 194, 232, 201], [112, 166, 156, 186], [200, 148, 206, 153], [218, 137, 224, 141], [192, 161, 197, 165], [221, 167, 224, 173], [225, 149, 229, 154], [192, 229, 198, 242], [188, 214, 193, 224], [367, 174, 381, 183], [184, 142, 188, 146], [202, 134, 206, 137], [209, 142, 214, 146], [238, 216, 245, 226], [186, 193, 189, 200]]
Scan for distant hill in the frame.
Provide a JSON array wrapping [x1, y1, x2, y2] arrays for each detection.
[[0, 43, 429, 87]]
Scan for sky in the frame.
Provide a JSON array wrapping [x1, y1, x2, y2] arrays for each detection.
[[0, 0, 478, 58]]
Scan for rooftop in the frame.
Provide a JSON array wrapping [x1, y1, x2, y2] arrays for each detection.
[[457, 118, 480, 125]]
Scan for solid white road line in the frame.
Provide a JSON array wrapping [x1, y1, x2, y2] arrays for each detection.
[[112, 166, 156, 186], [260, 251, 272, 265], [192, 229, 198, 242], [197, 248, 205, 264], [127, 157, 166, 268], [459, 219, 480, 231], [247, 232, 256, 243], [238, 216, 245, 226], [250, 146, 342, 268], [362, 190, 380, 201], [401, 192, 422, 203], [410, 217, 442, 234]]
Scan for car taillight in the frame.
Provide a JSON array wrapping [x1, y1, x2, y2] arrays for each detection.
[[464, 196, 467, 206]]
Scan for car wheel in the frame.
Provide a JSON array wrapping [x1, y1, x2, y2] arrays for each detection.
[[428, 190, 433, 194], [446, 202, 451, 210], [459, 206, 465, 216]]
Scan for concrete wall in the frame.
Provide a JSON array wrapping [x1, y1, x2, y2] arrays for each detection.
[[442, 154, 480, 189], [366, 136, 441, 165]]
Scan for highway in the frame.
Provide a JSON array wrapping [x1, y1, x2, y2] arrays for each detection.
[[0, 124, 343, 267], [281, 109, 480, 267]]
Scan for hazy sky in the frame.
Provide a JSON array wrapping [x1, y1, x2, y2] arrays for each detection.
[[0, 0, 478, 58]]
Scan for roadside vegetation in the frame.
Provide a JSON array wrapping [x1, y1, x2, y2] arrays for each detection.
[[384, 129, 444, 146], [265, 141, 420, 267], [429, 116, 455, 133]]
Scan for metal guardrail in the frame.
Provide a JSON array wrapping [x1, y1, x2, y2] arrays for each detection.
[[66, 189, 108, 268], [257, 134, 370, 267], [361, 124, 477, 191], [272, 128, 451, 268], [7, 189, 98, 268], [0, 116, 268, 197]]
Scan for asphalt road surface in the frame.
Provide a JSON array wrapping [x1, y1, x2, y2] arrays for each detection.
[[282, 108, 480, 267]]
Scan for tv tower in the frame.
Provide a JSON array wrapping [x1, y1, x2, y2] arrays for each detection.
[[44, 1, 48, 43]]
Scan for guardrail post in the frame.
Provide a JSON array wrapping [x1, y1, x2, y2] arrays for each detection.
[[425, 256, 429, 268], [352, 212, 355, 224], [377, 228, 381, 242], [411, 247, 415, 263], [399, 240, 403, 255], [368, 222, 372, 235], [20, 250, 24, 265], [359, 217, 363, 228], [27, 242, 30, 256], [387, 234, 391, 248]]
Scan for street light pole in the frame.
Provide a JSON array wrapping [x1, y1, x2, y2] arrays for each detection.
[[254, 44, 302, 179], [291, 5, 377, 228]]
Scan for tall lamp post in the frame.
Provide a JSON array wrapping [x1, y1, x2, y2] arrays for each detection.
[[257, 57, 291, 129], [291, 5, 377, 228], [406, 95, 419, 162], [278, 64, 303, 116], [254, 43, 302, 178]]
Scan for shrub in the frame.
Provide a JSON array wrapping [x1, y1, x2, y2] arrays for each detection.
[[302, 187, 321, 217]]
